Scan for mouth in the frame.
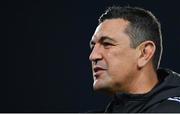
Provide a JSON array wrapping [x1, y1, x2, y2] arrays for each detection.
[[93, 66, 107, 78]]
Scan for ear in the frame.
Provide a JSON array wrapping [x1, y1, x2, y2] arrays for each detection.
[[137, 41, 156, 69]]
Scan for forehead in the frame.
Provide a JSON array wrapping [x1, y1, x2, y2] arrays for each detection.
[[92, 19, 129, 41]]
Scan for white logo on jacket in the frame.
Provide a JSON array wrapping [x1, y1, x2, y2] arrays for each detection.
[[168, 97, 180, 103]]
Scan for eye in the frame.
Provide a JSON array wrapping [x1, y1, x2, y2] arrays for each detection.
[[102, 42, 113, 48], [90, 43, 95, 50], [103, 42, 111, 46]]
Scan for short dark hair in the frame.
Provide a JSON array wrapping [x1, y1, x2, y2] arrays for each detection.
[[99, 6, 163, 69]]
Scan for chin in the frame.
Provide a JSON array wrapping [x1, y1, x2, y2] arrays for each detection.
[[93, 80, 104, 91], [93, 80, 111, 92]]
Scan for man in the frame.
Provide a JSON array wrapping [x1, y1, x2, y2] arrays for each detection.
[[89, 6, 180, 112]]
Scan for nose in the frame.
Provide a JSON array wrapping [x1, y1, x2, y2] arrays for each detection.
[[89, 44, 103, 62]]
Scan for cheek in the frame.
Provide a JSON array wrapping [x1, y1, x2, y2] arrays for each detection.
[[106, 49, 137, 75], [106, 51, 137, 87]]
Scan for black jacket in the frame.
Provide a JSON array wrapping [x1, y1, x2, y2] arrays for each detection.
[[103, 68, 180, 113]]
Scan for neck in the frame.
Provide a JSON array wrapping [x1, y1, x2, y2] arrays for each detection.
[[126, 65, 158, 94]]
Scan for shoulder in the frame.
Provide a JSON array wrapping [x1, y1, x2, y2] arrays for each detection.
[[151, 97, 180, 112]]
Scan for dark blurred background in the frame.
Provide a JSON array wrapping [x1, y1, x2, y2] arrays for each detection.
[[5, 0, 180, 112]]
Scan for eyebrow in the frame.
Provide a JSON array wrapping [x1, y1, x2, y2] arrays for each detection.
[[89, 36, 116, 47]]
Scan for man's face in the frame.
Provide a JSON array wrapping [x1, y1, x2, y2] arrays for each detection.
[[89, 19, 139, 93]]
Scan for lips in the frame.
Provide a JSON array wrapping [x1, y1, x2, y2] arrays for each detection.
[[93, 66, 107, 77]]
